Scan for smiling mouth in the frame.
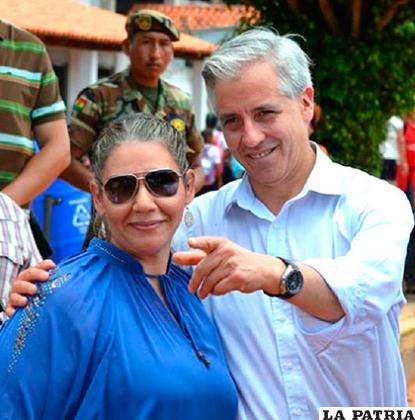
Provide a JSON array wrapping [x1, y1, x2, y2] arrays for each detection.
[[130, 221, 163, 230], [248, 146, 277, 159]]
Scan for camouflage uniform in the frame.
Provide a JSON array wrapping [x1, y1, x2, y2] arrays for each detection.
[[69, 68, 203, 166], [70, 9, 204, 244]]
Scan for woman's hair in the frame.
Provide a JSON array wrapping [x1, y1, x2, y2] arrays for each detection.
[[202, 27, 313, 107], [90, 114, 189, 183]]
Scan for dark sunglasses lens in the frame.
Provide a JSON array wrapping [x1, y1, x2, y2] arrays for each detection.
[[105, 176, 137, 203], [146, 170, 180, 197]]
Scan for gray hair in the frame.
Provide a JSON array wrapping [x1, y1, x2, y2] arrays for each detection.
[[90, 114, 188, 183], [202, 27, 313, 107]]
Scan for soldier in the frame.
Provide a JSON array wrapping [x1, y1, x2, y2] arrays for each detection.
[[60, 9, 204, 193]]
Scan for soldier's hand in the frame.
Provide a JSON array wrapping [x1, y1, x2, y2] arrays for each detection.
[[5, 259, 56, 317]]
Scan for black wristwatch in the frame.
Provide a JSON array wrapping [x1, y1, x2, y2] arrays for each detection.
[[274, 257, 304, 299]]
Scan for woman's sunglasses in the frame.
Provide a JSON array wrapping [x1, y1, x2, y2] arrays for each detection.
[[103, 168, 183, 204]]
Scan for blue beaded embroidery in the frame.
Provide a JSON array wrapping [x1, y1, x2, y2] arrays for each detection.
[[8, 270, 71, 372]]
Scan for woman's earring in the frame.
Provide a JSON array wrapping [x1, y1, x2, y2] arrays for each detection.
[[184, 205, 193, 228]]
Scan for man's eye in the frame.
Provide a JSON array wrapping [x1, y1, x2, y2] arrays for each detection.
[[257, 110, 276, 119], [222, 117, 240, 127]]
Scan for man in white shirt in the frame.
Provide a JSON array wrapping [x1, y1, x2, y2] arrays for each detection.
[[6, 28, 415, 420], [173, 28, 413, 418]]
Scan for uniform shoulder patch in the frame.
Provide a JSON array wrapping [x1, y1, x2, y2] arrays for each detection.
[[170, 117, 186, 132], [73, 97, 87, 112]]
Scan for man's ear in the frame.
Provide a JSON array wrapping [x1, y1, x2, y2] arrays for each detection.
[[300, 86, 315, 123], [184, 169, 196, 204], [121, 38, 130, 57], [90, 180, 105, 216]]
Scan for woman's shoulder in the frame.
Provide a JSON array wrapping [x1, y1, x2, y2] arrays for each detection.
[[28, 250, 113, 320]]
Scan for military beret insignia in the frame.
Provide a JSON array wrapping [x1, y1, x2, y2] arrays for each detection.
[[126, 9, 180, 41], [137, 15, 152, 31]]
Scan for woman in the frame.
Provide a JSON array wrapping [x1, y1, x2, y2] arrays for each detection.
[[0, 115, 237, 419]]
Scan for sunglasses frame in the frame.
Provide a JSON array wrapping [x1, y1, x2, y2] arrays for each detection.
[[102, 168, 184, 204]]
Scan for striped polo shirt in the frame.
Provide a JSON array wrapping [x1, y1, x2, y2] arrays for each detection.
[[0, 20, 66, 190]]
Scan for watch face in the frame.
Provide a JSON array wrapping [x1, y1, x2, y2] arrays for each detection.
[[284, 266, 304, 295]]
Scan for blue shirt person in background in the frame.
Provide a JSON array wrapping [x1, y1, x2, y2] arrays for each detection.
[[0, 115, 237, 420], [6, 28, 414, 420]]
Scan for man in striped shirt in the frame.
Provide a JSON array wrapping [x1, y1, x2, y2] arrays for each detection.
[[0, 20, 70, 314], [0, 20, 70, 206]]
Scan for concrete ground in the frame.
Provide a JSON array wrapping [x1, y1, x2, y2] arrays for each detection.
[[402, 293, 415, 406], [408, 381, 415, 406]]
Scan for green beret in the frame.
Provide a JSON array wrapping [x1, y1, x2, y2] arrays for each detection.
[[126, 10, 180, 42]]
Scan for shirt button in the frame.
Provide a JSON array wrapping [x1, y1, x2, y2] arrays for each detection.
[[284, 361, 293, 369], [292, 409, 302, 416]]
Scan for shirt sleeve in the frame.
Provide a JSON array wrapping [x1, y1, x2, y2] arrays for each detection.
[[0, 241, 34, 311], [0, 275, 96, 419], [69, 88, 101, 154], [32, 45, 66, 126], [300, 183, 414, 340], [0, 196, 41, 309]]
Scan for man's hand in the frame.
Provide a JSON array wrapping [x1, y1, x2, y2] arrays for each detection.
[[5, 259, 55, 317], [173, 236, 284, 298], [173, 236, 344, 322]]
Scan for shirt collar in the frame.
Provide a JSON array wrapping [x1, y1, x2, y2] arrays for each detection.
[[121, 67, 145, 102], [225, 141, 348, 216], [225, 175, 253, 213], [122, 67, 167, 103], [304, 142, 349, 195], [224, 175, 276, 220]]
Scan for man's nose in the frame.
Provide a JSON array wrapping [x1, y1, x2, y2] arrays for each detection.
[[150, 43, 161, 58], [241, 119, 265, 148]]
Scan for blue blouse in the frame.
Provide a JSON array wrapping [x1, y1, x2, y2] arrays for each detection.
[[0, 238, 237, 419]]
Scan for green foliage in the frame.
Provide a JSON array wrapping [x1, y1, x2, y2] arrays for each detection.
[[235, 1, 415, 174]]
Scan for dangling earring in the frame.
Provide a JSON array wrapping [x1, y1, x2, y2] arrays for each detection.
[[184, 205, 193, 228]]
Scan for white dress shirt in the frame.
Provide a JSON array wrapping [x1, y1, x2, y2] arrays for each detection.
[[173, 145, 414, 420]]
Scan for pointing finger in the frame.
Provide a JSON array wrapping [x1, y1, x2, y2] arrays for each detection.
[[187, 236, 227, 254], [172, 250, 206, 266]]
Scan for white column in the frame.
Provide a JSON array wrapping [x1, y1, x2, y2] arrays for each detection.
[[67, 49, 99, 110], [114, 51, 129, 73], [191, 59, 208, 132]]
